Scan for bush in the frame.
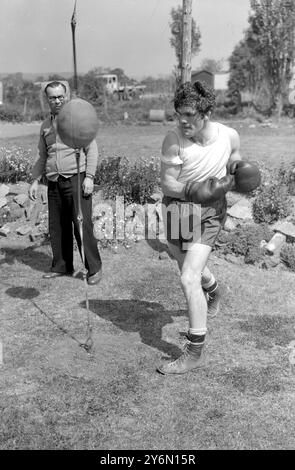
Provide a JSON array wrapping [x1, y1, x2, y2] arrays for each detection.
[[222, 223, 273, 264], [29, 109, 48, 122], [251, 161, 295, 224], [0, 146, 33, 183], [252, 184, 292, 223], [276, 161, 295, 196], [95, 155, 160, 204], [280, 243, 295, 271], [0, 106, 24, 122]]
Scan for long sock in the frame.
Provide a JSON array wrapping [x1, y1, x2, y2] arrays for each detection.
[[202, 273, 215, 288], [203, 277, 218, 295], [188, 328, 206, 343]]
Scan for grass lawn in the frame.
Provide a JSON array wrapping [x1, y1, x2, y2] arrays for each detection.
[[1, 117, 295, 167], [0, 120, 295, 450]]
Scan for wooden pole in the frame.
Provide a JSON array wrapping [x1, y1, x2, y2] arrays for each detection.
[[71, 0, 78, 96], [181, 0, 192, 84]]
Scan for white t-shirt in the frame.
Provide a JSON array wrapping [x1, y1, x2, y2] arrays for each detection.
[[161, 122, 232, 184]]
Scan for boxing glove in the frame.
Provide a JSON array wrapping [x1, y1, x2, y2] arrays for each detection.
[[229, 160, 261, 193], [184, 174, 234, 205]]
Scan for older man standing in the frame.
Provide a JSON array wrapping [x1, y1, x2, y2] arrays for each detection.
[[29, 81, 102, 285]]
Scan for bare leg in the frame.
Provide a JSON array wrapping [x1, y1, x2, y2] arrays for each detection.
[[180, 243, 212, 331], [157, 242, 212, 375], [166, 242, 214, 294]]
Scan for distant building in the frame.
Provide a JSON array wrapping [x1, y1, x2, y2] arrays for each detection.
[[191, 70, 230, 92], [191, 70, 214, 88]]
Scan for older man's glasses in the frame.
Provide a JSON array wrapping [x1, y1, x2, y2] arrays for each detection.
[[48, 95, 65, 102]]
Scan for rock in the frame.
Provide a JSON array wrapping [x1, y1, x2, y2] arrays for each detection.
[[261, 256, 281, 270], [38, 184, 48, 204], [29, 228, 47, 242], [7, 181, 30, 196], [0, 184, 10, 198], [227, 198, 253, 221], [226, 191, 243, 208], [272, 221, 295, 240], [210, 255, 226, 266], [0, 197, 7, 209], [224, 215, 238, 232], [7, 202, 24, 220], [225, 253, 244, 265], [92, 190, 105, 206], [16, 225, 32, 236], [159, 251, 169, 260], [13, 193, 29, 207], [265, 233, 286, 255], [25, 200, 43, 225], [0, 224, 10, 236]]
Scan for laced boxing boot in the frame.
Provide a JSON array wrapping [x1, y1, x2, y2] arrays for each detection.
[[157, 335, 206, 375]]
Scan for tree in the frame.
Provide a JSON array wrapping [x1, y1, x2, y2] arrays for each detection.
[[246, 0, 295, 117], [48, 74, 67, 81], [228, 39, 263, 111], [169, 5, 201, 79], [78, 69, 105, 105], [200, 58, 225, 74]]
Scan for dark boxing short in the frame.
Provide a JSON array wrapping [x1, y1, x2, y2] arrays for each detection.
[[162, 195, 227, 251]]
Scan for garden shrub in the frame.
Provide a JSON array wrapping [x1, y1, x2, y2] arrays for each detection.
[[0, 107, 24, 122], [252, 183, 292, 223], [252, 161, 295, 224], [95, 155, 160, 204], [222, 223, 273, 264], [280, 243, 295, 271], [0, 146, 33, 183], [276, 161, 295, 196]]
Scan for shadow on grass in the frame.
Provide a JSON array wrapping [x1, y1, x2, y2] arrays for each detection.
[[87, 298, 185, 358], [214, 365, 283, 396], [5, 286, 40, 299], [3, 284, 87, 348], [237, 314, 295, 349], [0, 244, 52, 273]]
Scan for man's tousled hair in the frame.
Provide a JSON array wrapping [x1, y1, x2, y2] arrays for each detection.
[[174, 80, 216, 116]]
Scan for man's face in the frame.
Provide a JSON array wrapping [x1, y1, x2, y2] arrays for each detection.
[[176, 106, 206, 138], [46, 85, 67, 115]]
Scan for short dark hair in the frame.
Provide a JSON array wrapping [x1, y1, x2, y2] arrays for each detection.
[[44, 81, 67, 95], [174, 80, 216, 115]]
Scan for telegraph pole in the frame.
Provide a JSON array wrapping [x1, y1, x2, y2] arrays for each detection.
[[181, 0, 192, 83]]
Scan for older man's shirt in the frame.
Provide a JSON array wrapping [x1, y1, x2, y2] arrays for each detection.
[[32, 115, 98, 182]]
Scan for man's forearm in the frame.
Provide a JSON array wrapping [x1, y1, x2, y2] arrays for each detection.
[[85, 140, 98, 177], [161, 179, 186, 199], [32, 135, 47, 180]]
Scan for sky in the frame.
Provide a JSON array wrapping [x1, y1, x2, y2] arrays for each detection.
[[0, 0, 252, 79]]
